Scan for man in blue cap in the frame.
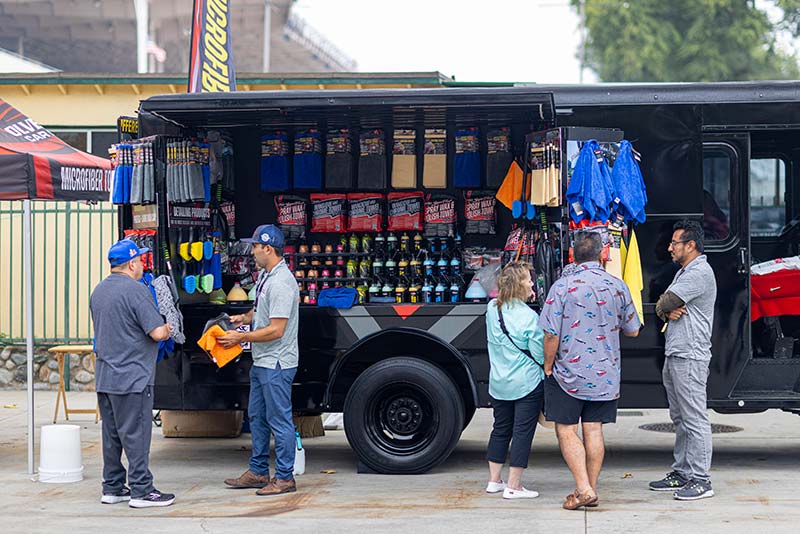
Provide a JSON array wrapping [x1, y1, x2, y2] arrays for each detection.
[[90, 239, 174, 508], [219, 224, 301, 496]]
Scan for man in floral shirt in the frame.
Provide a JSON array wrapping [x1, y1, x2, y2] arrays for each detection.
[[540, 232, 641, 510]]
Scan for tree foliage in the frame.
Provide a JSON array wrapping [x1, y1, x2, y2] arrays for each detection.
[[572, 0, 800, 82]]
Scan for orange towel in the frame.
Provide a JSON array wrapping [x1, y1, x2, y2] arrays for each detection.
[[197, 324, 243, 368], [495, 161, 531, 211]]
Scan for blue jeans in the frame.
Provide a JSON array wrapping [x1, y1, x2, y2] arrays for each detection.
[[248, 363, 297, 480]]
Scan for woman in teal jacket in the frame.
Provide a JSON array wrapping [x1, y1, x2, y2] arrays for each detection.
[[485, 261, 545, 499]]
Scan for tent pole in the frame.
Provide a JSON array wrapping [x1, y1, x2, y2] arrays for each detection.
[[24, 199, 35, 475]]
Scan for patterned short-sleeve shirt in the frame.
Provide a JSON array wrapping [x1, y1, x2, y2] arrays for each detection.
[[539, 261, 641, 401]]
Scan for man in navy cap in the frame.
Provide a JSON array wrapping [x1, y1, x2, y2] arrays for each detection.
[[219, 224, 301, 496], [89, 239, 175, 508]]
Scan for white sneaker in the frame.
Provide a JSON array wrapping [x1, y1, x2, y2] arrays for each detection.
[[503, 486, 540, 499], [486, 480, 506, 493]]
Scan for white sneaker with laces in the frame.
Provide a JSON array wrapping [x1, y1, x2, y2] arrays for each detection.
[[503, 486, 540, 499], [485, 480, 506, 493]]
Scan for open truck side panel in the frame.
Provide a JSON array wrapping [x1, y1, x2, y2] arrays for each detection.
[[130, 83, 800, 474]]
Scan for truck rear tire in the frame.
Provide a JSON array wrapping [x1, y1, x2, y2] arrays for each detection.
[[343, 357, 465, 474]]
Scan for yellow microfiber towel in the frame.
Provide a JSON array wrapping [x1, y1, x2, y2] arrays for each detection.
[[198, 324, 243, 368], [623, 229, 644, 325]]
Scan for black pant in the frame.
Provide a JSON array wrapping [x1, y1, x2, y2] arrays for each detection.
[[97, 385, 155, 498], [486, 382, 544, 468]]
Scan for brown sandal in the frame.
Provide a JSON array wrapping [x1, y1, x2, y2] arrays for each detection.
[[566, 489, 599, 508], [563, 491, 598, 510]]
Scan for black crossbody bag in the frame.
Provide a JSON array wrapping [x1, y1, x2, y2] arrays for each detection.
[[496, 305, 544, 370]]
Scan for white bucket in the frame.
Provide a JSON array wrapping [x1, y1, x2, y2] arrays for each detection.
[[38, 424, 84, 483]]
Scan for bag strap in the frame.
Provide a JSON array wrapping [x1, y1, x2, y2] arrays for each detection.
[[497, 304, 543, 369]]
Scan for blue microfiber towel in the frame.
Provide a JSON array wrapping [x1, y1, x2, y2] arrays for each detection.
[[610, 140, 648, 224], [260, 133, 290, 191], [566, 140, 614, 223], [317, 287, 359, 309], [112, 164, 124, 204], [594, 156, 614, 222], [293, 130, 323, 189], [454, 129, 481, 188]]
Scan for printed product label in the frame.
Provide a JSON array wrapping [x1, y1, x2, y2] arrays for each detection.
[[393, 129, 416, 155], [455, 128, 479, 154], [424, 129, 446, 155], [425, 197, 456, 224], [327, 129, 352, 155], [487, 128, 511, 154]]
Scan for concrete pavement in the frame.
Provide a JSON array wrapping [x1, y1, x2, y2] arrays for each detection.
[[1, 390, 799, 533]]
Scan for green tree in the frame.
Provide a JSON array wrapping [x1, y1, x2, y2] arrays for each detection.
[[573, 0, 800, 82]]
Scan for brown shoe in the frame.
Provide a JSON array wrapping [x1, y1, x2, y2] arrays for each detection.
[[255, 477, 296, 496], [224, 470, 270, 489]]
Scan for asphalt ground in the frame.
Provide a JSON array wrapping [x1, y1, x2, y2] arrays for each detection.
[[2, 390, 799, 533]]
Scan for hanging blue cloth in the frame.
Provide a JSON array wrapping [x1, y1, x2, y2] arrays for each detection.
[[567, 140, 614, 223], [610, 140, 648, 224], [140, 272, 174, 362], [595, 155, 614, 222]]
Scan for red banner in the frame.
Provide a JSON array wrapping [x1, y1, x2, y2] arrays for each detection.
[[0, 99, 111, 201], [188, 0, 237, 93]]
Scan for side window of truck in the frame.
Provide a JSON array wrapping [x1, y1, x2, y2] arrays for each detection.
[[702, 147, 734, 242], [750, 158, 787, 237]]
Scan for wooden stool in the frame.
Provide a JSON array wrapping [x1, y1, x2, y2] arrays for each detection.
[[48, 345, 100, 423]]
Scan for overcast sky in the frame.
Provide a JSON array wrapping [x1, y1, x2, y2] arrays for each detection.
[[293, 0, 597, 84]]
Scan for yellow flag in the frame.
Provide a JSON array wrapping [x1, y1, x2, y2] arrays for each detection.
[[623, 229, 644, 325]]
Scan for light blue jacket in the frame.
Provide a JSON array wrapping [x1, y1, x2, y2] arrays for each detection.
[[485, 298, 545, 401]]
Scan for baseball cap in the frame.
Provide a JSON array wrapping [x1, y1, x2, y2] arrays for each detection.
[[108, 238, 150, 266], [241, 224, 285, 248]]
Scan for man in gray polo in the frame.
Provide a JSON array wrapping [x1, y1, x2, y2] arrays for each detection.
[[650, 220, 717, 500], [220, 224, 300, 496], [90, 239, 174, 508]]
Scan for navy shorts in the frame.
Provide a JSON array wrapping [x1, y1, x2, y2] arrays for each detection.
[[544, 375, 618, 424]]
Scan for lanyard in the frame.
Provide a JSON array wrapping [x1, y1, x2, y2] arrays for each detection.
[[253, 272, 269, 310]]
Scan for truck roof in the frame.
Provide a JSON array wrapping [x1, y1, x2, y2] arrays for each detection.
[[138, 87, 556, 130]]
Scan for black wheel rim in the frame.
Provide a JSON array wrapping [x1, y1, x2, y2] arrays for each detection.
[[365, 382, 439, 457]]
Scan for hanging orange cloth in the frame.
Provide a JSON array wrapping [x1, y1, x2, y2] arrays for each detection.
[[197, 324, 243, 368], [495, 160, 531, 211]]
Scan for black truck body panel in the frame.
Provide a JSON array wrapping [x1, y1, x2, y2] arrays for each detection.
[[137, 83, 800, 417]]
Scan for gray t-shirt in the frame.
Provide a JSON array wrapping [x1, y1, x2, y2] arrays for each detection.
[[90, 273, 164, 394], [664, 255, 717, 361], [251, 260, 300, 369]]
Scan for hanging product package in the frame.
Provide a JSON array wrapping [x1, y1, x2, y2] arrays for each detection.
[[310, 193, 347, 233], [610, 140, 647, 224], [129, 143, 143, 204], [275, 195, 308, 241], [142, 142, 155, 204], [486, 127, 513, 189], [566, 140, 613, 223], [260, 131, 290, 192], [464, 190, 496, 235], [422, 129, 447, 188], [391, 129, 417, 188], [357, 129, 387, 190], [348, 193, 384, 233], [387, 192, 424, 231], [294, 129, 323, 189], [325, 128, 354, 190], [454, 127, 481, 188], [424, 194, 456, 238]]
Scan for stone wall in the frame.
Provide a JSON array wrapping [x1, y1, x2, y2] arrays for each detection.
[[0, 345, 95, 391]]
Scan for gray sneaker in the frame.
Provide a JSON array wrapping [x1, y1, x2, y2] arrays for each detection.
[[649, 471, 689, 491], [673, 479, 714, 501]]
